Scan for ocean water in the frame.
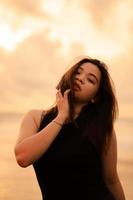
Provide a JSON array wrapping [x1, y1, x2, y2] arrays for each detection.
[[115, 117, 133, 162], [1, 112, 132, 162]]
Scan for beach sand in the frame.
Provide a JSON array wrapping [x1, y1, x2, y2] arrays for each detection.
[[0, 114, 132, 200]]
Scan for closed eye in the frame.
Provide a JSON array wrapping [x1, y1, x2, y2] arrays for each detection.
[[76, 70, 81, 74], [87, 78, 95, 84]]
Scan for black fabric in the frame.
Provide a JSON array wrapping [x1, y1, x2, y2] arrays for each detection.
[[33, 111, 115, 200]]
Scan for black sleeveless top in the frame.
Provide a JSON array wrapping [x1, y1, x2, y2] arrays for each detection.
[[33, 110, 115, 200]]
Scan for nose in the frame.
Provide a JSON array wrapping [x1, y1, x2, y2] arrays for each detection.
[[76, 75, 85, 84]]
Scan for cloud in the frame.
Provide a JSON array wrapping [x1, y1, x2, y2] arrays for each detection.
[[108, 51, 133, 105], [82, 0, 120, 28], [81, 0, 133, 54], [0, 48, 7, 63], [0, 0, 133, 115], [5, 31, 64, 89], [0, 30, 69, 112], [3, 0, 49, 18]]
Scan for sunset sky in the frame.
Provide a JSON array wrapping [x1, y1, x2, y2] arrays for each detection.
[[0, 0, 133, 118]]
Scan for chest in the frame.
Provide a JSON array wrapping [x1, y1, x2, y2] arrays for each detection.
[[39, 124, 100, 167]]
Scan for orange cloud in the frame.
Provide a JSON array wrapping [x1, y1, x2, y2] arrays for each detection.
[[81, 1, 133, 56], [0, 0, 133, 116], [0, 30, 68, 112], [3, 0, 50, 18], [82, 0, 120, 28]]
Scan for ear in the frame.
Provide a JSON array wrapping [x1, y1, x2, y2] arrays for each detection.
[[91, 98, 95, 103], [91, 95, 99, 103]]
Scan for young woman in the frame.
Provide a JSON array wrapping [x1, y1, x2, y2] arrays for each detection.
[[14, 57, 125, 200]]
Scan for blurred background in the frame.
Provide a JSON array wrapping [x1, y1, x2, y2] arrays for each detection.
[[0, 0, 133, 199]]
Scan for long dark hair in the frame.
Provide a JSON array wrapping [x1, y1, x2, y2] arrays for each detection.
[[46, 57, 118, 154]]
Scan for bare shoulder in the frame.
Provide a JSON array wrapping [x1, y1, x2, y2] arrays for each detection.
[[15, 109, 46, 145], [25, 109, 46, 130], [102, 129, 118, 184], [102, 129, 117, 155]]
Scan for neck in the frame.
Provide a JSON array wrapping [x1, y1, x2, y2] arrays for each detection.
[[64, 102, 87, 124], [73, 102, 87, 119]]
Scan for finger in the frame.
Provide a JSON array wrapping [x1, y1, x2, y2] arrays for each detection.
[[64, 89, 71, 98], [64, 89, 71, 94], [56, 89, 62, 100], [58, 89, 63, 98]]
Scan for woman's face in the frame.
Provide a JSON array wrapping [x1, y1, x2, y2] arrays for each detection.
[[73, 62, 101, 104]]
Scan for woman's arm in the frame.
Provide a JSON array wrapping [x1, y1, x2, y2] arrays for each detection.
[[102, 130, 126, 200], [14, 89, 71, 168], [14, 109, 66, 168]]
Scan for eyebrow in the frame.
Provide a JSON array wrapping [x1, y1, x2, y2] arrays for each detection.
[[79, 66, 99, 83]]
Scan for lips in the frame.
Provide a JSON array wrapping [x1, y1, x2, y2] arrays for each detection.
[[73, 82, 81, 90]]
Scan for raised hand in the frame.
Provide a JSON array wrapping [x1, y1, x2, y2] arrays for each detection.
[[56, 89, 71, 122]]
